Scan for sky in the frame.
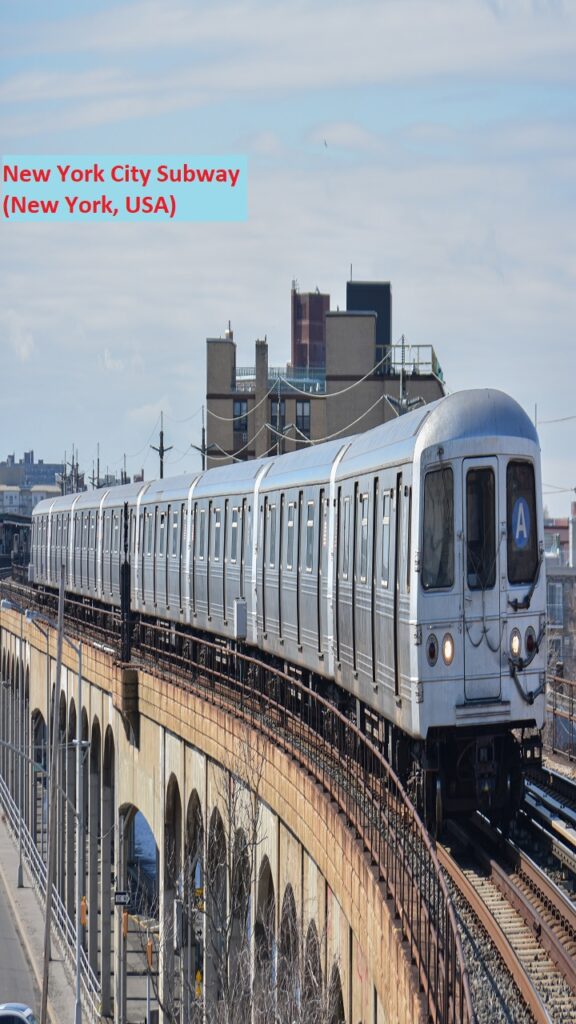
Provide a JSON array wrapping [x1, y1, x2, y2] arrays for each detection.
[[0, 0, 575, 514]]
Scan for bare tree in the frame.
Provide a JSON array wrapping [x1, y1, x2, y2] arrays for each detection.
[[132, 726, 345, 1024]]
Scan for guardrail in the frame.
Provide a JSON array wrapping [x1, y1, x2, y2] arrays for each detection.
[[546, 673, 576, 761], [0, 770, 101, 1021]]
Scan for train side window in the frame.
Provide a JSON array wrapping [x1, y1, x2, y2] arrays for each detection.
[[466, 468, 496, 590], [286, 503, 295, 570], [230, 507, 238, 563], [359, 494, 369, 582], [269, 504, 276, 568], [89, 512, 96, 551], [213, 508, 221, 561], [171, 510, 179, 556], [158, 511, 166, 556], [342, 497, 350, 580], [422, 467, 454, 589], [113, 512, 120, 554], [145, 512, 153, 556], [306, 501, 315, 572], [381, 492, 391, 586], [198, 508, 206, 559]]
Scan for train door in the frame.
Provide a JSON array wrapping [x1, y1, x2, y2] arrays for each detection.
[[462, 457, 501, 700]]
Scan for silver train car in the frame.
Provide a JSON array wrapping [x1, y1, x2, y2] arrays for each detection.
[[30, 389, 547, 821]]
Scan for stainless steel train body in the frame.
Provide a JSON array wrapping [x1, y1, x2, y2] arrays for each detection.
[[30, 390, 547, 817]]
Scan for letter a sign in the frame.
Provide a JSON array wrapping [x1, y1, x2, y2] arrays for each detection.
[[512, 497, 530, 550]]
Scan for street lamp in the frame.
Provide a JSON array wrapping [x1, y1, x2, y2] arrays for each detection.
[[26, 606, 85, 1024], [1, 598, 26, 889]]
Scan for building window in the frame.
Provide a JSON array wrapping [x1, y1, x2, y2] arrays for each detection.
[[296, 400, 311, 439], [233, 399, 248, 433], [270, 398, 286, 432], [547, 580, 563, 626]]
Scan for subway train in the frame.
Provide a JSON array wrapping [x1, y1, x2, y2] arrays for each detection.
[[29, 389, 547, 823]]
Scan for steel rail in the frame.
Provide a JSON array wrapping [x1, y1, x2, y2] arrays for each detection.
[[436, 841, 550, 1024]]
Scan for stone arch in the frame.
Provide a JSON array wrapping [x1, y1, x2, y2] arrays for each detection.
[[278, 883, 299, 1022], [303, 919, 323, 1017], [101, 726, 115, 1016], [88, 716, 102, 976], [65, 698, 77, 919], [116, 802, 159, 1024], [229, 827, 251, 1014], [254, 855, 275, 1019], [24, 665, 30, 834], [328, 964, 346, 1024], [162, 773, 183, 1017], [56, 690, 68, 903], [183, 790, 204, 1018], [206, 806, 227, 1009], [31, 709, 48, 859]]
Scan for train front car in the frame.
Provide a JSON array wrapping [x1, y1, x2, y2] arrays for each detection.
[[412, 390, 546, 825]]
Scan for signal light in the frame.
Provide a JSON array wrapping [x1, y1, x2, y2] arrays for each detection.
[[525, 627, 536, 655]]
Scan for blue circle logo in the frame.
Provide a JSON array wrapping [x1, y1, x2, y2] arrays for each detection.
[[512, 497, 531, 550]]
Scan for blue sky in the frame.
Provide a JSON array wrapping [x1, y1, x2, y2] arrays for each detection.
[[1, 0, 575, 512]]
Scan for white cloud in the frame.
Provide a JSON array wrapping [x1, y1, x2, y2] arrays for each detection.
[[103, 347, 124, 371], [2, 310, 36, 362]]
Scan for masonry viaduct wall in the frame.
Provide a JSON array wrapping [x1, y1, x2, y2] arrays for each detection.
[[0, 609, 426, 1024]]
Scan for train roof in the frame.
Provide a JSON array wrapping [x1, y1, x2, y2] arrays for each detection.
[[32, 390, 538, 517]]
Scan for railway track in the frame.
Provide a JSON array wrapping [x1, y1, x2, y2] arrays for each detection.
[[439, 815, 576, 1024]]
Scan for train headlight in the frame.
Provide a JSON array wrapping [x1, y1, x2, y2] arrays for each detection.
[[427, 634, 438, 666], [442, 633, 454, 666], [525, 627, 536, 655], [510, 628, 521, 659]]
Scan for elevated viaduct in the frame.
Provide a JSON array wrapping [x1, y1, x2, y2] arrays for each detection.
[[0, 600, 467, 1023]]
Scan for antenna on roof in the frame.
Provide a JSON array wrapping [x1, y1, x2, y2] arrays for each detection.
[[350, 263, 353, 281]]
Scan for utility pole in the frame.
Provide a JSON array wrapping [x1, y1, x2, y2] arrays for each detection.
[[201, 406, 206, 471], [151, 411, 172, 479]]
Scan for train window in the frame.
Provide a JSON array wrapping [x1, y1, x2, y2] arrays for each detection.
[[158, 512, 166, 556], [213, 508, 221, 561], [507, 461, 538, 585], [89, 513, 96, 550], [342, 497, 351, 580], [306, 501, 315, 572], [359, 494, 369, 582], [381, 493, 391, 586], [197, 508, 205, 559], [171, 511, 179, 556], [269, 504, 276, 568], [286, 503, 295, 570], [113, 513, 120, 554], [466, 468, 496, 590], [145, 512, 153, 556], [422, 467, 454, 590], [230, 507, 238, 563]]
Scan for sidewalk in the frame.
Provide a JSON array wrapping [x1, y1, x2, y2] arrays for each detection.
[[0, 814, 77, 1023]]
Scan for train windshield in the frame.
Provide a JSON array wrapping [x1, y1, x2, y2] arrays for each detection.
[[466, 467, 496, 590], [507, 461, 538, 584], [422, 467, 454, 589]]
